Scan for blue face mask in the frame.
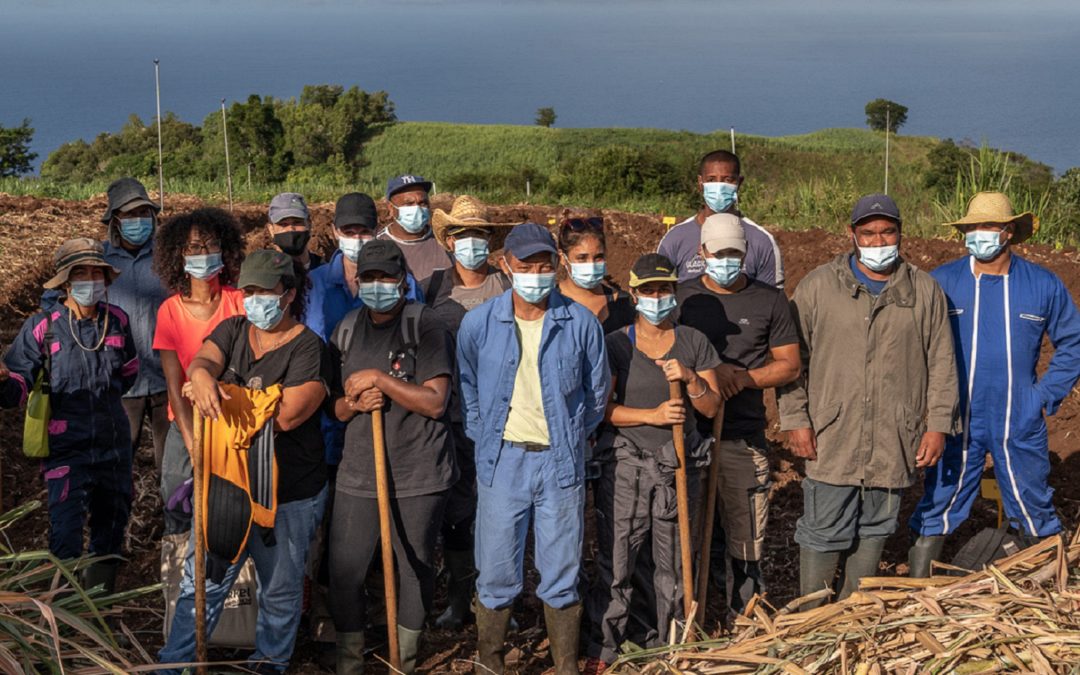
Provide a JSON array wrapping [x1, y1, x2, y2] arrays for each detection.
[[454, 237, 490, 270], [636, 294, 677, 325], [857, 244, 899, 273], [244, 293, 286, 331], [118, 216, 154, 246], [702, 182, 738, 213], [568, 261, 607, 289], [395, 205, 430, 234], [338, 236, 370, 263], [705, 256, 743, 287], [184, 253, 224, 280], [511, 271, 557, 304], [358, 281, 403, 312], [965, 230, 1006, 261], [69, 279, 107, 307]]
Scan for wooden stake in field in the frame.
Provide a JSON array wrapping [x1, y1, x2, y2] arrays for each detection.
[[693, 405, 724, 624], [153, 59, 165, 212], [669, 381, 695, 621], [372, 406, 401, 670], [191, 408, 208, 675], [220, 99, 234, 212]]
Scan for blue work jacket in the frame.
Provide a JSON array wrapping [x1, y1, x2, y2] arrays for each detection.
[[103, 239, 168, 397]]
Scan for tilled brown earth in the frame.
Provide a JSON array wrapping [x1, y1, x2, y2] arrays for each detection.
[[2, 193, 1079, 672]]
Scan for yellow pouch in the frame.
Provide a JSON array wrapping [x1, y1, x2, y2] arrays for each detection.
[[23, 370, 50, 459]]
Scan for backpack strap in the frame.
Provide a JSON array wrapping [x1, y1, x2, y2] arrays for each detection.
[[400, 302, 423, 352], [425, 269, 446, 304], [40, 312, 56, 394], [330, 308, 364, 364]]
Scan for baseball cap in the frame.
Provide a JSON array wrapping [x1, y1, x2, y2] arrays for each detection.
[[504, 222, 557, 260], [237, 249, 295, 290], [268, 192, 310, 224], [335, 193, 379, 229], [386, 174, 433, 200], [851, 193, 902, 226], [101, 177, 160, 223], [701, 213, 747, 254], [356, 240, 406, 277], [629, 253, 678, 288]]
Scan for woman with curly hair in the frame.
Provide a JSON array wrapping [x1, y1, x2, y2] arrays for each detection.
[[152, 208, 247, 633]]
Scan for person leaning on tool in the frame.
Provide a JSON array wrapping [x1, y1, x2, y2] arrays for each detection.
[[158, 250, 329, 674], [327, 240, 457, 674], [457, 222, 610, 675], [3, 239, 138, 592], [100, 177, 171, 471], [778, 194, 959, 607], [908, 192, 1080, 575], [675, 213, 801, 621], [587, 253, 722, 666]]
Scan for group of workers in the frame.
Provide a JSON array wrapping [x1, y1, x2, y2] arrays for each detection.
[[1, 147, 1078, 675]]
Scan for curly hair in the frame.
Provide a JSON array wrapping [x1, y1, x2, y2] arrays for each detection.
[[154, 208, 245, 295]]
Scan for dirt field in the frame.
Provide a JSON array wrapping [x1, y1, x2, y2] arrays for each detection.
[[2, 193, 1079, 673]]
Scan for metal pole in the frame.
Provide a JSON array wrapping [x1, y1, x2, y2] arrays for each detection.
[[154, 59, 165, 212], [221, 99, 234, 211], [730, 127, 736, 153], [247, 163, 252, 190], [884, 108, 890, 195]]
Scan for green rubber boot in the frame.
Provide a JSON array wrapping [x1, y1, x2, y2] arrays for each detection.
[[908, 535, 947, 579], [474, 601, 511, 674], [435, 548, 476, 629], [398, 625, 422, 674], [82, 559, 119, 595], [838, 537, 888, 599], [799, 547, 841, 609], [335, 631, 365, 675], [543, 602, 582, 675]]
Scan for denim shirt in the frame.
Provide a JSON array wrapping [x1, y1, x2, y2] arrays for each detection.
[[103, 238, 168, 397], [457, 289, 610, 488]]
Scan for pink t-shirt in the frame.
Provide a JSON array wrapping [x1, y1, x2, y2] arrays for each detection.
[[153, 287, 245, 419]]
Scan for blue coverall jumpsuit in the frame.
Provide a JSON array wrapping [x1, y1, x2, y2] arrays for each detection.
[[3, 300, 139, 558], [911, 255, 1080, 537]]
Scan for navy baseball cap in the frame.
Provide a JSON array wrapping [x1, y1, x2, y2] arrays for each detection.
[[851, 193, 902, 226], [505, 222, 557, 260], [386, 174, 433, 200]]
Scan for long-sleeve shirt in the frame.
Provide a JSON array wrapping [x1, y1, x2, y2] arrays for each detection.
[[103, 239, 168, 397], [657, 214, 785, 287], [457, 290, 610, 488]]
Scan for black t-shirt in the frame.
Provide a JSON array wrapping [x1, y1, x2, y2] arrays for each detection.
[[329, 304, 458, 499], [208, 316, 329, 503], [606, 325, 721, 451], [675, 276, 799, 440], [601, 286, 637, 333]]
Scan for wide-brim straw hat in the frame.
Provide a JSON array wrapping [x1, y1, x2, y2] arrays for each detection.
[[432, 195, 515, 251], [945, 191, 1038, 245], [44, 238, 121, 289]]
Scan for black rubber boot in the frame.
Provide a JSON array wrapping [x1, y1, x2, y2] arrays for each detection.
[[436, 548, 476, 629], [908, 535, 947, 579], [474, 601, 511, 674], [799, 547, 841, 609], [543, 602, 582, 675], [838, 537, 888, 599], [335, 631, 365, 675]]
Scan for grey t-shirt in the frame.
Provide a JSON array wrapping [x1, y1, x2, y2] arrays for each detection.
[[675, 276, 799, 440], [429, 269, 510, 335], [606, 325, 721, 451], [657, 214, 785, 287], [376, 228, 452, 284], [329, 304, 458, 498]]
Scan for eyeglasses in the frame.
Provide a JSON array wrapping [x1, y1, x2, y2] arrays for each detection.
[[184, 240, 222, 255], [561, 217, 604, 232]]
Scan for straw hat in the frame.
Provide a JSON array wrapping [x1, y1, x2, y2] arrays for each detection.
[[44, 238, 121, 289], [945, 192, 1038, 245], [431, 196, 514, 251]]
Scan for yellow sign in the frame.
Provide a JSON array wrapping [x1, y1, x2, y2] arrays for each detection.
[[662, 216, 677, 229], [547, 217, 557, 226], [981, 478, 1004, 527]]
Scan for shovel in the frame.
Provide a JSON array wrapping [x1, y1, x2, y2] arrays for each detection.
[[372, 406, 401, 670], [669, 381, 695, 621]]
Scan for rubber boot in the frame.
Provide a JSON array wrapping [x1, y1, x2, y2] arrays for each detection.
[[799, 547, 841, 609], [335, 631, 365, 675], [82, 559, 119, 595], [474, 601, 511, 674], [908, 535, 947, 579], [543, 602, 582, 675], [436, 548, 476, 629], [398, 625, 422, 674], [838, 537, 887, 600]]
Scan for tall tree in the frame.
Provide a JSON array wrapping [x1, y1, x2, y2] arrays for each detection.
[[865, 99, 908, 133], [0, 119, 38, 177], [535, 107, 557, 128]]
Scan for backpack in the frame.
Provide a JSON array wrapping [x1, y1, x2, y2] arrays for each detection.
[[332, 302, 425, 379]]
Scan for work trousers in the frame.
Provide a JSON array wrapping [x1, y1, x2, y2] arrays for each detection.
[[121, 391, 169, 471], [44, 458, 132, 560]]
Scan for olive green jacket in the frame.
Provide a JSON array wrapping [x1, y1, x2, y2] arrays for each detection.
[[778, 254, 960, 489]]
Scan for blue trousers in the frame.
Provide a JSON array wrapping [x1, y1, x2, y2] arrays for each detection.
[[158, 485, 327, 674], [476, 441, 585, 610], [44, 459, 132, 560]]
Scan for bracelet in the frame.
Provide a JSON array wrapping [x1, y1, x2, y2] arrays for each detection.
[[687, 379, 708, 399]]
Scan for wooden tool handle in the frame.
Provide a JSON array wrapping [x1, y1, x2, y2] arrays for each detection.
[[670, 381, 695, 622], [694, 404, 725, 625], [372, 408, 401, 670], [192, 408, 208, 675]]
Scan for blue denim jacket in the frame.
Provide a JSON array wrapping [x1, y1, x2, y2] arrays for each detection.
[[457, 289, 610, 488], [103, 239, 168, 397]]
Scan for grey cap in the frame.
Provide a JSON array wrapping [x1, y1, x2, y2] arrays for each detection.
[[851, 193, 902, 226], [101, 177, 160, 223], [268, 192, 310, 223]]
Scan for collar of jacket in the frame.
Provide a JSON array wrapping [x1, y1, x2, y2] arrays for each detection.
[[832, 253, 915, 308], [493, 288, 574, 323]]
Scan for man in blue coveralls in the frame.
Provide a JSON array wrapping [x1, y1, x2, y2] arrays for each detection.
[[909, 192, 1080, 576]]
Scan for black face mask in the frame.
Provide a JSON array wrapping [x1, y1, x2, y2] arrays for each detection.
[[273, 231, 311, 257]]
